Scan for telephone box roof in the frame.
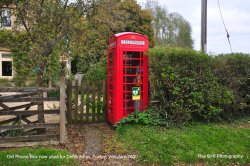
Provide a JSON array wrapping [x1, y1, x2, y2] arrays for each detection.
[[114, 32, 148, 39]]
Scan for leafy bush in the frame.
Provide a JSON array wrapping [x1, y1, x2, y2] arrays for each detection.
[[115, 108, 168, 127], [213, 53, 250, 119], [149, 47, 234, 124], [84, 58, 107, 81]]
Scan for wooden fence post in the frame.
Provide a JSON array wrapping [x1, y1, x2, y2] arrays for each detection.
[[66, 80, 72, 123], [37, 89, 45, 134], [91, 82, 96, 122], [85, 80, 90, 123], [74, 80, 79, 122], [37, 89, 45, 123], [97, 81, 101, 122], [60, 61, 67, 144], [80, 78, 85, 122], [103, 80, 107, 121]]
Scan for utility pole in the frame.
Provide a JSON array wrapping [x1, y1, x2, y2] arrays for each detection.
[[201, 0, 207, 52]]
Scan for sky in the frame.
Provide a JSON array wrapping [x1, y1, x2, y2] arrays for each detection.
[[138, 0, 250, 54]]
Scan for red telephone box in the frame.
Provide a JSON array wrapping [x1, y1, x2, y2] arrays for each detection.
[[107, 32, 149, 124]]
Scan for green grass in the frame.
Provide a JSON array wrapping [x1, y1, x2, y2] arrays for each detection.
[[115, 122, 250, 165], [0, 147, 78, 166]]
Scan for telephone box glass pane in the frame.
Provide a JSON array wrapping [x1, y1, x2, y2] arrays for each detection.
[[123, 51, 144, 114]]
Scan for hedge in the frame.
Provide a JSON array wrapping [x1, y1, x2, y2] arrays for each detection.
[[213, 53, 250, 119], [149, 47, 250, 124]]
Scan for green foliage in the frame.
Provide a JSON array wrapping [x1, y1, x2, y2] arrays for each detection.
[[115, 123, 250, 165], [118, 0, 155, 47], [84, 58, 107, 81], [116, 108, 168, 127], [149, 47, 234, 123], [0, 29, 13, 45], [213, 53, 250, 118], [10, 32, 36, 86], [76, 53, 99, 74], [0, 147, 78, 166], [0, 30, 61, 87], [43, 49, 61, 84]]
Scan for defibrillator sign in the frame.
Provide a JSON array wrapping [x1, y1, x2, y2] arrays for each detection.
[[132, 87, 140, 100]]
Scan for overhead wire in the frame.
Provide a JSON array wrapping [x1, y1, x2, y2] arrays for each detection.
[[217, 0, 233, 53]]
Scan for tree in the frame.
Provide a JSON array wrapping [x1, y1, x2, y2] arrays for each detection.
[[118, 0, 154, 47], [74, 0, 154, 74], [7, 0, 94, 86], [145, 0, 193, 48]]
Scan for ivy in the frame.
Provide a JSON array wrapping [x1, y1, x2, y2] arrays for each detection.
[[0, 29, 13, 46], [0, 30, 60, 86]]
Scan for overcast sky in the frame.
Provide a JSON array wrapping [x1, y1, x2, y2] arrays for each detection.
[[138, 0, 250, 54]]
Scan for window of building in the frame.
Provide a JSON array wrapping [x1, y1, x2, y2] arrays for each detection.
[[2, 61, 12, 76], [1, 53, 13, 77], [0, 8, 11, 28]]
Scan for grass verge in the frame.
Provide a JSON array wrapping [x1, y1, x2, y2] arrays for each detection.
[[113, 122, 250, 165], [0, 147, 78, 166]]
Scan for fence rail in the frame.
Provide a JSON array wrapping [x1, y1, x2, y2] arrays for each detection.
[[0, 134, 60, 144], [0, 87, 59, 92]]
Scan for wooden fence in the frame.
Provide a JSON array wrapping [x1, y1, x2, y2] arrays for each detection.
[[0, 87, 62, 147], [0, 62, 68, 147], [66, 79, 107, 124]]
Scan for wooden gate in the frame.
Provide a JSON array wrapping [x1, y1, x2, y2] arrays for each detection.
[[0, 87, 63, 147], [66, 79, 107, 124]]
